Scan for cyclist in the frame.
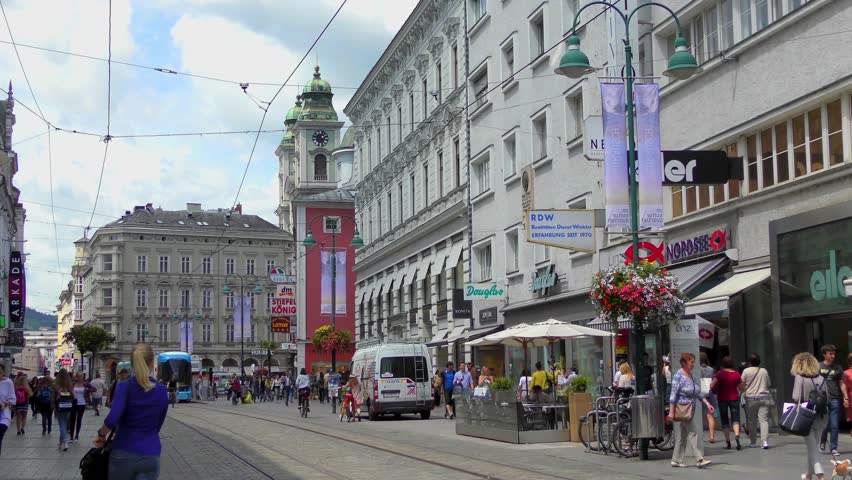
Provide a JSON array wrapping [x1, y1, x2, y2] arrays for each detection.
[[167, 376, 178, 408], [295, 368, 311, 415]]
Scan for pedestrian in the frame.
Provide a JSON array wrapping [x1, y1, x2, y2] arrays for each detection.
[[90, 373, 105, 416], [29, 375, 39, 419], [517, 369, 532, 401], [346, 377, 363, 421], [109, 368, 129, 406], [818, 344, 848, 456], [710, 356, 743, 450], [443, 362, 456, 419], [453, 362, 473, 400], [53, 369, 74, 451], [13, 374, 32, 435], [35, 376, 54, 435], [467, 363, 478, 390], [567, 366, 579, 383], [296, 368, 311, 413], [432, 369, 443, 409], [283, 373, 292, 406], [617, 363, 636, 389], [741, 353, 772, 449], [93, 342, 169, 480], [317, 370, 326, 403], [531, 361, 552, 392], [699, 352, 718, 444], [68, 372, 91, 442], [0, 364, 15, 456], [791, 352, 829, 480], [668, 352, 714, 469]]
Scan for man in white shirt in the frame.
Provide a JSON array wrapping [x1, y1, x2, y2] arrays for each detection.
[[0, 364, 15, 455], [90, 373, 106, 416]]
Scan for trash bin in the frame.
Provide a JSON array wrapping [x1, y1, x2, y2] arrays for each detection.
[[630, 395, 663, 439]]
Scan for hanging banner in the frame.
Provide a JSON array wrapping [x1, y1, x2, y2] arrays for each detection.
[[601, 83, 629, 228], [8, 251, 25, 327], [233, 295, 251, 339], [321, 250, 347, 315], [179, 320, 194, 355], [635, 83, 664, 228]]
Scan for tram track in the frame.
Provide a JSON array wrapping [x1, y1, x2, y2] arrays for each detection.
[[188, 403, 576, 480]]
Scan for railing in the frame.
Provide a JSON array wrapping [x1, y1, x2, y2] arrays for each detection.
[[314, 174, 328, 182]]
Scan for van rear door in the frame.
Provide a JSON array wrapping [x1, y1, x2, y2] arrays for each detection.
[[378, 355, 428, 401]]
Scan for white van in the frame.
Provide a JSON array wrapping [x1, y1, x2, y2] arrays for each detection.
[[350, 341, 433, 420]]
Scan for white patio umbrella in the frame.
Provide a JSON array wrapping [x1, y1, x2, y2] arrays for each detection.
[[464, 323, 532, 347]]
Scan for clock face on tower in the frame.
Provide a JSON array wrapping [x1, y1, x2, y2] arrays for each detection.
[[312, 130, 329, 147]]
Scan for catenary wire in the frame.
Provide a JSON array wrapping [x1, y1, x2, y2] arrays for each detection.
[[87, 0, 113, 231]]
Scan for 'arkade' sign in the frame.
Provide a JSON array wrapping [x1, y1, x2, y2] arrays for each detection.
[[8, 251, 25, 327]]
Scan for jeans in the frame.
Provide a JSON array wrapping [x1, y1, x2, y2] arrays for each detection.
[[0, 424, 7, 456], [745, 397, 770, 445], [40, 406, 53, 433], [109, 448, 161, 480], [820, 398, 840, 451], [69, 405, 86, 440], [56, 411, 69, 444], [717, 399, 740, 429]]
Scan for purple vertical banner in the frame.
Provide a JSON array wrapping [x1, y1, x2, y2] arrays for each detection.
[[180, 320, 194, 354], [601, 83, 629, 228], [335, 251, 347, 315], [635, 83, 664, 228], [321, 250, 348, 315], [233, 296, 251, 338]]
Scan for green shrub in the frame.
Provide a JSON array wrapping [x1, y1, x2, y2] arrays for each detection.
[[568, 375, 590, 393], [492, 376, 513, 390]]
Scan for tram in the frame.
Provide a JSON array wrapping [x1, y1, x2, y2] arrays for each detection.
[[156, 352, 193, 402], [116, 361, 133, 377]]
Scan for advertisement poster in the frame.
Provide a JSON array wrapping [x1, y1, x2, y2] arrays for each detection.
[[601, 83, 629, 228], [271, 317, 291, 333], [233, 295, 251, 339], [179, 320, 194, 354], [635, 83, 664, 228], [321, 249, 347, 315]]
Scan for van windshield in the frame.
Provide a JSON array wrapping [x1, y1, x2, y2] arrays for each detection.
[[379, 356, 428, 381]]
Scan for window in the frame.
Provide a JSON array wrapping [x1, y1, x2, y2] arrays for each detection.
[[473, 151, 491, 196], [246, 258, 255, 275], [266, 260, 275, 274], [453, 137, 462, 187], [505, 229, 519, 273], [202, 323, 212, 343], [380, 356, 429, 381], [266, 292, 273, 311], [368, 207, 373, 242], [202, 257, 211, 274], [387, 191, 394, 229], [137, 255, 147, 273], [377, 199, 383, 237], [421, 78, 428, 119], [103, 254, 113, 272], [435, 62, 443, 104], [251, 323, 256, 342], [226, 292, 234, 309], [202, 289, 212, 309], [564, 0, 579, 31], [159, 256, 169, 273], [76, 276, 83, 293], [159, 324, 168, 343], [324, 216, 340, 233], [159, 289, 169, 308], [437, 151, 444, 198], [397, 106, 403, 141], [103, 288, 113, 307], [409, 173, 416, 216], [398, 183, 404, 224], [566, 92, 583, 139], [136, 324, 147, 343], [530, 11, 545, 59], [181, 289, 190, 308], [377, 126, 382, 161], [179, 256, 189, 274], [503, 131, 517, 178], [532, 112, 548, 160], [367, 138, 373, 171], [226, 324, 235, 342], [422, 163, 430, 207], [409, 93, 415, 128], [74, 299, 82, 321], [740, 0, 752, 38], [451, 44, 459, 89], [535, 244, 551, 264], [475, 242, 492, 281], [471, 67, 489, 111], [136, 289, 147, 308], [501, 40, 515, 85], [314, 154, 328, 181], [471, 0, 487, 22], [226, 258, 235, 275], [387, 116, 391, 151], [719, 0, 734, 50]]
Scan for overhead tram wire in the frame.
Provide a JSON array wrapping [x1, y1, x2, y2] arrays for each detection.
[[87, 0, 113, 233], [0, 0, 63, 273]]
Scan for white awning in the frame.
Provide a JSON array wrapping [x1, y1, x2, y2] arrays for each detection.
[[426, 329, 448, 347], [685, 267, 771, 315], [587, 316, 631, 332], [416, 255, 434, 282], [446, 243, 464, 271], [429, 249, 448, 278], [357, 289, 366, 305], [444, 325, 468, 344], [366, 287, 375, 302], [386, 269, 400, 291], [401, 261, 419, 287], [667, 256, 729, 293]]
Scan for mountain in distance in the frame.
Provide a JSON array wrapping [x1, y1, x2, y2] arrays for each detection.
[[24, 307, 58, 330]]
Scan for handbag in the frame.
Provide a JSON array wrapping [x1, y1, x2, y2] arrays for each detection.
[[80, 380, 130, 479], [672, 375, 697, 423], [779, 378, 817, 437], [700, 378, 712, 396]]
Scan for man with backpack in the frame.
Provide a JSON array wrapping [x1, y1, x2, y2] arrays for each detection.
[[818, 344, 847, 456]]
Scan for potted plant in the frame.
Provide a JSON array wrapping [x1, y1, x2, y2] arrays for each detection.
[[567, 375, 592, 443], [491, 376, 513, 403]]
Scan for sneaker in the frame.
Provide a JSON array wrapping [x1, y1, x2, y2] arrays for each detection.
[[832, 449, 840, 456], [748, 441, 759, 448], [762, 441, 769, 449], [820, 443, 827, 453], [671, 461, 687, 468], [62, 442, 68, 452], [697, 459, 712, 468]]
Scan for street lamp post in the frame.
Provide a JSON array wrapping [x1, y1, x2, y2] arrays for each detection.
[[172, 305, 202, 355], [556, 1, 701, 460], [303, 215, 363, 414], [222, 274, 263, 378]]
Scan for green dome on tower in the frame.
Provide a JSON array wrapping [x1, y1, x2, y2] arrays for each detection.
[[303, 66, 332, 94], [285, 95, 303, 123], [299, 65, 338, 121]]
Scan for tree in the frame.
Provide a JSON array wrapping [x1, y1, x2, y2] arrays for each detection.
[[260, 340, 277, 373], [63, 324, 115, 378]]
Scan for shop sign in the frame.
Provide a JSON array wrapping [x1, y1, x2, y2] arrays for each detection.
[[662, 151, 744, 185], [271, 297, 297, 316], [623, 241, 665, 264], [809, 250, 852, 301], [583, 115, 604, 161], [463, 284, 505, 301], [479, 307, 498, 324], [530, 265, 557, 295], [525, 209, 595, 253], [271, 317, 291, 333], [269, 266, 296, 285], [8, 251, 25, 327], [280, 342, 297, 351], [452, 289, 473, 318], [277, 284, 296, 298], [666, 229, 727, 264], [60, 358, 73, 367]]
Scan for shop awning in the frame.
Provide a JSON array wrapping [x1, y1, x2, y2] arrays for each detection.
[[462, 324, 504, 342], [401, 261, 419, 287], [428, 249, 448, 278], [366, 287, 375, 302], [416, 255, 434, 282], [426, 329, 448, 347], [442, 325, 467, 347], [667, 256, 729, 293], [386, 269, 401, 291], [446, 243, 464, 271], [358, 289, 367, 305], [685, 267, 771, 315], [586, 317, 631, 332]]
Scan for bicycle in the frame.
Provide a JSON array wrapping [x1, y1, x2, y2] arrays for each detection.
[[578, 386, 623, 454], [611, 393, 674, 457], [298, 388, 310, 418]]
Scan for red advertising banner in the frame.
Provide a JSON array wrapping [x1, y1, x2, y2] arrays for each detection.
[[271, 317, 291, 333]]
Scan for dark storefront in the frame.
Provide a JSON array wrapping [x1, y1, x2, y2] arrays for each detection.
[[771, 201, 852, 399]]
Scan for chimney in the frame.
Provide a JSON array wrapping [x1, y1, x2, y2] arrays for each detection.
[[186, 202, 202, 213], [235, 203, 243, 215]]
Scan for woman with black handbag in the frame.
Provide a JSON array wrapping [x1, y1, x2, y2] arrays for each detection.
[[667, 352, 715, 469], [90, 343, 169, 479], [790, 352, 828, 480]]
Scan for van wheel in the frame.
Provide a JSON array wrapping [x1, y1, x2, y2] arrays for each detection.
[[368, 402, 378, 421], [394, 413, 402, 419], [420, 410, 431, 420]]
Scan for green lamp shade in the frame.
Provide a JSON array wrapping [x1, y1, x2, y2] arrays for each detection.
[[350, 229, 364, 248], [195, 312, 202, 321], [303, 229, 317, 248], [252, 285, 263, 294], [554, 36, 595, 79], [172, 313, 179, 322], [663, 36, 703, 80], [221, 285, 231, 295]]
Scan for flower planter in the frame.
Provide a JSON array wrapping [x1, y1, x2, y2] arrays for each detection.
[[568, 392, 593, 442]]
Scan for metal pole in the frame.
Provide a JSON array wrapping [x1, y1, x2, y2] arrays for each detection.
[[330, 231, 337, 414], [268, 314, 272, 377], [240, 280, 245, 377], [463, 2, 472, 287]]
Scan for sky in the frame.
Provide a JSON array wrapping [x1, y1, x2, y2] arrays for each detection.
[[0, 0, 418, 312]]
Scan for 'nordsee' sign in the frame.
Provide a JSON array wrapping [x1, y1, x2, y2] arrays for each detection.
[[464, 284, 506, 301], [525, 209, 595, 253]]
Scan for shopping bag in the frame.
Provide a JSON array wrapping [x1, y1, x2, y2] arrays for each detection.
[[779, 402, 815, 437], [243, 392, 253, 404]]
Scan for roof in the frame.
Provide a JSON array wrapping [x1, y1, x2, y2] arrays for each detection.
[[298, 189, 356, 203], [101, 207, 286, 234], [338, 127, 355, 149], [303, 66, 332, 94]]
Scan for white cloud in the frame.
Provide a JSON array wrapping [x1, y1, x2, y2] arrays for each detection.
[[319, 0, 417, 33]]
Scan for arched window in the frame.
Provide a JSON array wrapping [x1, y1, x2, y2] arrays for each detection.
[[314, 154, 328, 181]]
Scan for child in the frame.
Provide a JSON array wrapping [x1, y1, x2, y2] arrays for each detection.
[[341, 378, 362, 422]]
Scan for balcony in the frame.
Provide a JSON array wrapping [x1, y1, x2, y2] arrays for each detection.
[[314, 174, 328, 182]]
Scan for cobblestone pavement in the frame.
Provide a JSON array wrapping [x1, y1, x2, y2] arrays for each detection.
[[4, 398, 852, 479]]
